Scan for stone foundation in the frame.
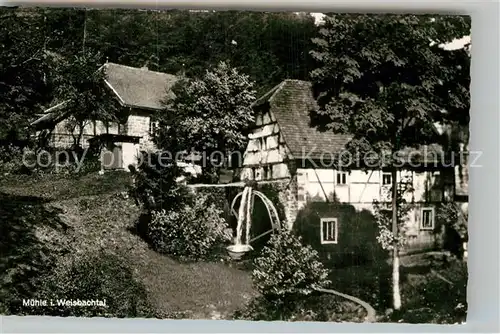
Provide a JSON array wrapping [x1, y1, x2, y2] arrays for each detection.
[[274, 175, 299, 230]]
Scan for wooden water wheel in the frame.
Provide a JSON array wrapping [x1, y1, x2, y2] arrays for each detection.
[[230, 189, 281, 244]]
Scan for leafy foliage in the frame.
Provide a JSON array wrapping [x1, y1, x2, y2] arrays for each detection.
[[394, 259, 467, 324], [148, 193, 232, 261], [372, 174, 415, 250], [310, 14, 470, 309], [310, 14, 470, 159], [50, 51, 121, 148], [252, 230, 331, 302], [294, 202, 387, 268], [1, 8, 317, 148], [436, 202, 467, 241], [234, 292, 365, 322], [0, 145, 26, 175], [157, 62, 256, 181], [239, 230, 331, 320], [0, 8, 54, 141], [129, 152, 193, 212]]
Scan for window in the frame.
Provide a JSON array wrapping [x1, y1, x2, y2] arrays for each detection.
[[259, 137, 267, 150], [421, 207, 435, 230], [382, 172, 392, 185], [336, 171, 348, 185], [263, 166, 273, 180], [149, 120, 159, 136], [320, 218, 338, 244], [433, 171, 441, 184]]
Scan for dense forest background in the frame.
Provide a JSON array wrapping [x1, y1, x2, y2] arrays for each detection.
[[0, 7, 318, 141]]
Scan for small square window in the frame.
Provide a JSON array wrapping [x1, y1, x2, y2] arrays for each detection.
[[421, 207, 435, 230], [382, 172, 392, 185], [320, 218, 338, 244], [336, 171, 348, 185]]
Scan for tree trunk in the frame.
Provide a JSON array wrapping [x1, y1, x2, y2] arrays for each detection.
[[391, 167, 402, 310]]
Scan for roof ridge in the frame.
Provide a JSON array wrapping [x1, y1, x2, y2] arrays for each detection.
[[267, 80, 298, 160], [268, 80, 288, 104], [253, 79, 312, 107], [105, 62, 176, 77]]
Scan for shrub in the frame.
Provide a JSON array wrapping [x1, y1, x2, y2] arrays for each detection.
[[234, 293, 365, 322], [0, 145, 101, 176], [31, 253, 157, 318], [129, 152, 193, 212], [148, 193, 232, 260], [252, 230, 331, 317], [436, 202, 468, 252], [0, 145, 27, 175], [396, 259, 467, 324]]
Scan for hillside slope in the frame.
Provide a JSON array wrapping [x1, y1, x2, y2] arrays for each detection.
[[0, 172, 256, 319]]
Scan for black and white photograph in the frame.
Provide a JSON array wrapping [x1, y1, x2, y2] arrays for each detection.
[[0, 6, 470, 324]]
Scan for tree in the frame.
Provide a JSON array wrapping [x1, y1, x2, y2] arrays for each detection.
[[0, 8, 53, 143], [84, 10, 318, 94], [156, 61, 256, 182], [310, 14, 470, 309], [50, 51, 121, 149]]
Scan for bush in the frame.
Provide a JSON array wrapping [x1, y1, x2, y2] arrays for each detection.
[[436, 203, 468, 258], [129, 152, 193, 212], [394, 259, 468, 324], [0, 145, 102, 177], [234, 292, 365, 322], [0, 145, 27, 175], [30, 253, 157, 318], [148, 193, 232, 260], [251, 230, 331, 317]]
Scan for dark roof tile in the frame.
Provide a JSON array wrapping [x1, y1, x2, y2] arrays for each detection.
[[257, 79, 451, 166], [104, 63, 177, 110], [261, 79, 351, 159]]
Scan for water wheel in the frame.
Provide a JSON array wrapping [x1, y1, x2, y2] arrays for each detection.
[[230, 189, 281, 246]]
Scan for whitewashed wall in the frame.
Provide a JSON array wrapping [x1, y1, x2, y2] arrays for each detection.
[[49, 111, 157, 153], [241, 110, 292, 181], [297, 168, 447, 205], [121, 142, 141, 170]]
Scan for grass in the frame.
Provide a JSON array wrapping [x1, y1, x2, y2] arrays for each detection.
[[0, 171, 256, 319], [0, 171, 467, 322], [0, 171, 131, 200], [327, 252, 468, 324]]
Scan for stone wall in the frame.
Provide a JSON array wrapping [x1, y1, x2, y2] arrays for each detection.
[[126, 113, 153, 151], [281, 175, 299, 230], [127, 111, 157, 152], [47, 109, 156, 153]]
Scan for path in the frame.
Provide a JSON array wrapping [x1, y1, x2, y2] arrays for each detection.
[[315, 287, 377, 322]]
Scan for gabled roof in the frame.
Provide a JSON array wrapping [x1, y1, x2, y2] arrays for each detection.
[[30, 63, 177, 129], [254, 79, 351, 160], [253, 79, 451, 165], [30, 101, 70, 129], [103, 62, 177, 111]]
